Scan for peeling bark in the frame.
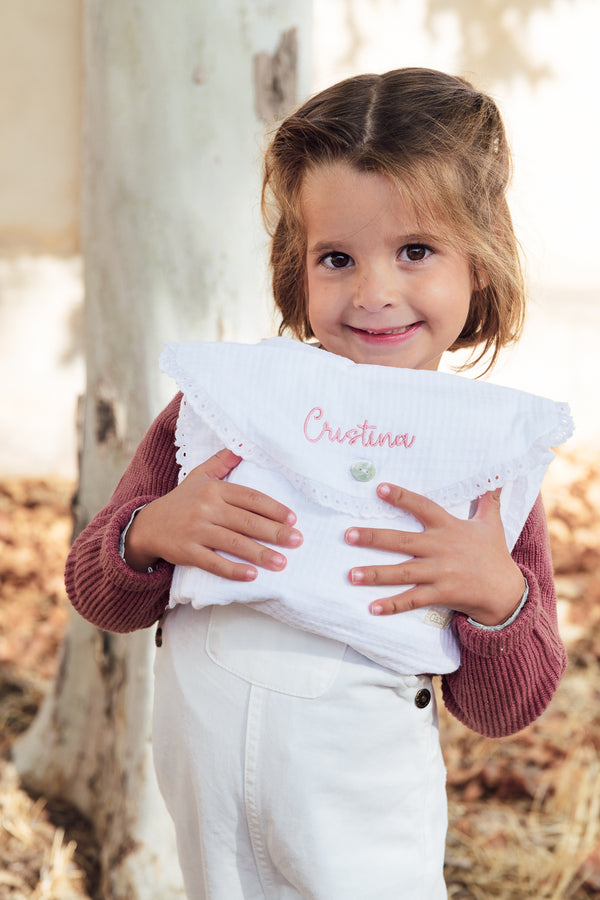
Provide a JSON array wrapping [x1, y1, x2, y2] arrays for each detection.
[[254, 28, 298, 123]]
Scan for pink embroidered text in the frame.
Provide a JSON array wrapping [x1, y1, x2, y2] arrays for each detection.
[[303, 407, 416, 449]]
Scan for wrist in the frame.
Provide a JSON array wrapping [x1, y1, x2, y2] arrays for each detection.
[[121, 505, 160, 573], [468, 578, 529, 632]]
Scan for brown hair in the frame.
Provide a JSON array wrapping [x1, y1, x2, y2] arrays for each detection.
[[262, 67, 525, 372]]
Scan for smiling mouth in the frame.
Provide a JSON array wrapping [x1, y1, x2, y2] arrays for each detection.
[[362, 326, 413, 335], [351, 323, 421, 335]]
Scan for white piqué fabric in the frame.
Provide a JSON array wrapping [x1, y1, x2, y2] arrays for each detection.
[[159, 337, 573, 675]]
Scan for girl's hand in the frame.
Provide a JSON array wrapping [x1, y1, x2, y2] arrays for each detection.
[[346, 483, 525, 626], [125, 449, 303, 580]]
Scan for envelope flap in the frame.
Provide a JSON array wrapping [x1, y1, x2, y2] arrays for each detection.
[[160, 337, 573, 519]]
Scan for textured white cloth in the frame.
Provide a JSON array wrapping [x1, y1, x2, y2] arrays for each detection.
[[160, 337, 573, 675]]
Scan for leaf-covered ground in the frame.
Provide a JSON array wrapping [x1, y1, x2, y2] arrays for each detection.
[[1, 450, 599, 898]]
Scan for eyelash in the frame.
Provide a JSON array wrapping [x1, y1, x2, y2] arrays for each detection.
[[400, 244, 434, 263], [318, 244, 434, 269], [319, 252, 352, 269]]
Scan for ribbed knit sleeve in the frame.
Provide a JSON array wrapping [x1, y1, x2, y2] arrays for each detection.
[[64, 394, 182, 633], [441, 494, 566, 737]]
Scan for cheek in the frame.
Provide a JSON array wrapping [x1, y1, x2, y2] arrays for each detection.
[[427, 284, 472, 337], [456, 295, 474, 334], [303, 272, 312, 328], [451, 272, 475, 318], [305, 275, 316, 320], [306, 276, 333, 321], [306, 290, 327, 339], [303, 264, 324, 333], [446, 288, 476, 342], [461, 282, 475, 316], [426, 278, 471, 319]]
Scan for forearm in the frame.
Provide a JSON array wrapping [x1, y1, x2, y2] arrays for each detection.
[[65, 497, 174, 632], [441, 495, 566, 737], [64, 394, 182, 633]]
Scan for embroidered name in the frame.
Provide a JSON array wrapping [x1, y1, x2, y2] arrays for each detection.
[[303, 407, 416, 449]]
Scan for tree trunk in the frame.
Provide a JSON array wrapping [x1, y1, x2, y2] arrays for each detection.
[[13, 2, 311, 897]]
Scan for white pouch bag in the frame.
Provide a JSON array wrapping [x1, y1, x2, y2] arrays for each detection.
[[160, 337, 573, 675]]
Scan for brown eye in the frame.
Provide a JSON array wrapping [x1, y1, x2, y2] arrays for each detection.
[[323, 252, 352, 269], [403, 244, 429, 262]]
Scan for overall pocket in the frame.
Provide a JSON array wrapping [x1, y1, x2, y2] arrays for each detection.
[[206, 603, 347, 699]]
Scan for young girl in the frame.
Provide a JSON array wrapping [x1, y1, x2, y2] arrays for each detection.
[[66, 68, 571, 899]]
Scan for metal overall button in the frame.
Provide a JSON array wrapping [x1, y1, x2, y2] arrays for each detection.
[[350, 460, 376, 482], [414, 688, 432, 709]]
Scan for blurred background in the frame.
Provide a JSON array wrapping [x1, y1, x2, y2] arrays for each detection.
[[0, 0, 598, 480], [1, 3, 599, 898]]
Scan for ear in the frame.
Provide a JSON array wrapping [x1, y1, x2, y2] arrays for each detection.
[[472, 267, 489, 292]]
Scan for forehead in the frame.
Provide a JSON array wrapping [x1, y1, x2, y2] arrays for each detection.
[[299, 161, 446, 243]]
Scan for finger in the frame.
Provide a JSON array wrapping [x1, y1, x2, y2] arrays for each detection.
[[189, 453, 298, 525], [221, 482, 298, 527], [345, 525, 423, 554], [369, 584, 440, 616], [186, 544, 258, 581], [349, 559, 432, 587], [192, 524, 290, 572], [376, 483, 448, 528], [217, 503, 303, 549], [472, 488, 503, 524], [190, 449, 243, 481]]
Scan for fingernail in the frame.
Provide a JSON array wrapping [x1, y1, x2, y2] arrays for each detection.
[[370, 603, 383, 615], [244, 567, 257, 581], [271, 552, 286, 569], [345, 528, 360, 544], [288, 531, 303, 547], [377, 483, 391, 498], [350, 568, 364, 584], [285, 511, 297, 525]]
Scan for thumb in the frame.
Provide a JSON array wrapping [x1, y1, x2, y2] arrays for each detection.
[[193, 448, 243, 481], [473, 487, 502, 522]]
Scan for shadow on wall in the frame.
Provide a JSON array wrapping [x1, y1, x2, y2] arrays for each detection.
[[423, 0, 570, 85]]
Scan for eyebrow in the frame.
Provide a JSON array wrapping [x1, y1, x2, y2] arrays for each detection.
[[307, 232, 443, 255], [307, 241, 344, 256]]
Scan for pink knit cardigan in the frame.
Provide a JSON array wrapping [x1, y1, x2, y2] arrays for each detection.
[[64, 393, 567, 739]]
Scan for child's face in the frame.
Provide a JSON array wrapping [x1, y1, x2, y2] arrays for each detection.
[[301, 162, 474, 370]]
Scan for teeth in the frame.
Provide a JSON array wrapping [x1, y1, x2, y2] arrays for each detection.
[[365, 326, 411, 335]]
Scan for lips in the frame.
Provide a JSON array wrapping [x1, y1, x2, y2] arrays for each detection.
[[361, 326, 414, 335], [348, 323, 422, 337]]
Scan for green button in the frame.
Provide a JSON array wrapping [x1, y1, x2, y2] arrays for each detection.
[[350, 460, 376, 482]]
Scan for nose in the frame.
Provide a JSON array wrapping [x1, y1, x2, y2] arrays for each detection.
[[353, 264, 398, 311]]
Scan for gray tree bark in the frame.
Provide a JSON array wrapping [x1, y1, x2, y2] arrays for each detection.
[[13, 2, 311, 897]]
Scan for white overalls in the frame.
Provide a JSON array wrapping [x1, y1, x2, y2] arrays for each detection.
[[153, 603, 448, 900]]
